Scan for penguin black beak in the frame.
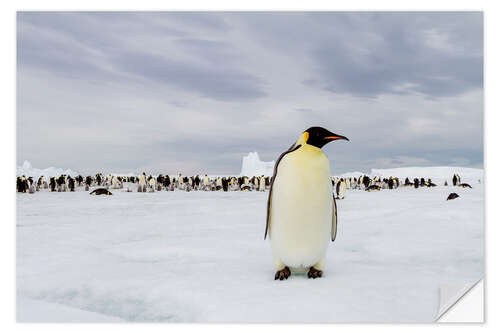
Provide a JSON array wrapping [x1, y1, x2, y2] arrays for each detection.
[[324, 134, 349, 142]]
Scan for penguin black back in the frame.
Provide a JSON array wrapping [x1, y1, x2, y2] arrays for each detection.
[[265, 143, 302, 240], [90, 188, 113, 195]]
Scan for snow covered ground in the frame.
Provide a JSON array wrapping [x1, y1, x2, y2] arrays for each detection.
[[17, 296, 123, 322], [16, 169, 484, 323]]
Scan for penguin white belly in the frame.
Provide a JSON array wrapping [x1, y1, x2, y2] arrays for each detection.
[[270, 148, 332, 270], [259, 179, 265, 191], [338, 181, 347, 199]]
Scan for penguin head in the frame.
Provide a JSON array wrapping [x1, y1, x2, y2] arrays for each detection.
[[301, 126, 349, 149]]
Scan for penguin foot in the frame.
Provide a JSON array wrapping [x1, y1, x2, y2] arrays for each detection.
[[307, 267, 323, 279], [274, 267, 291, 280]]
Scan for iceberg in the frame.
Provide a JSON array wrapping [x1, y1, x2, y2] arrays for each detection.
[[240, 152, 275, 177], [16, 160, 79, 179]]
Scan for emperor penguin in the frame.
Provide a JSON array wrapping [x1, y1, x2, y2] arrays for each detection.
[[258, 175, 266, 192], [138, 172, 147, 192], [203, 174, 209, 190], [253, 176, 259, 190], [216, 177, 223, 190], [336, 178, 347, 199], [149, 176, 156, 192], [111, 175, 119, 189], [265, 127, 348, 280]]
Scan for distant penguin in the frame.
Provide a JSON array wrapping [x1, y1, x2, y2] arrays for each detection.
[[138, 173, 147, 192], [265, 126, 348, 280], [149, 177, 156, 192], [203, 174, 209, 190], [362, 175, 370, 189], [68, 177, 75, 192], [365, 184, 381, 192], [447, 193, 459, 200], [452, 174, 458, 186], [16, 176, 26, 193], [229, 177, 239, 191], [444, 181, 448, 186], [84, 176, 92, 191], [90, 188, 113, 195], [157, 175, 164, 188], [388, 177, 394, 190], [458, 183, 472, 188], [336, 178, 347, 199], [156, 175, 163, 191], [76, 175, 83, 186], [111, 176, 120, 189], [427, 179, 437, 187], [222, 177, 229, 192], [265, 176, 271, 188], [49, 177, 56, 192], [36, 176, 44, 191], [57, 175, 66, 192], [27, 177, 35, 193], [414, 178, 419, 189], [258, 175, 266, 192]]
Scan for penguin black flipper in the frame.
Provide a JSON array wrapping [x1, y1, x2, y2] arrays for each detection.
[[331, 194, 338, 242], [265, 143, 302, 240]]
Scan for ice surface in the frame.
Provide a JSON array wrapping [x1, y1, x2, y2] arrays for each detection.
[[17, 296, 123, 322], [16, 168, 484, 322], [240, 152, 274, 176]]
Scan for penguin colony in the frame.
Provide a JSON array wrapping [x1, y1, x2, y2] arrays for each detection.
[[15, 171, 471, 197], [16, 173, 273, 193]]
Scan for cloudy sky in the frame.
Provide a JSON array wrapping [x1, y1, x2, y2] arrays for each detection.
[[17, 12, 483, 175]]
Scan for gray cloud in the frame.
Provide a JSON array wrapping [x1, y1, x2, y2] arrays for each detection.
[[17, 12, 266, 101], [17, 12, 483, 175], [111, 52, 266, 101]]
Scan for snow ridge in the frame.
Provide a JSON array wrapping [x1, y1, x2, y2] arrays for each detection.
[[16, 161, 79, 179]]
